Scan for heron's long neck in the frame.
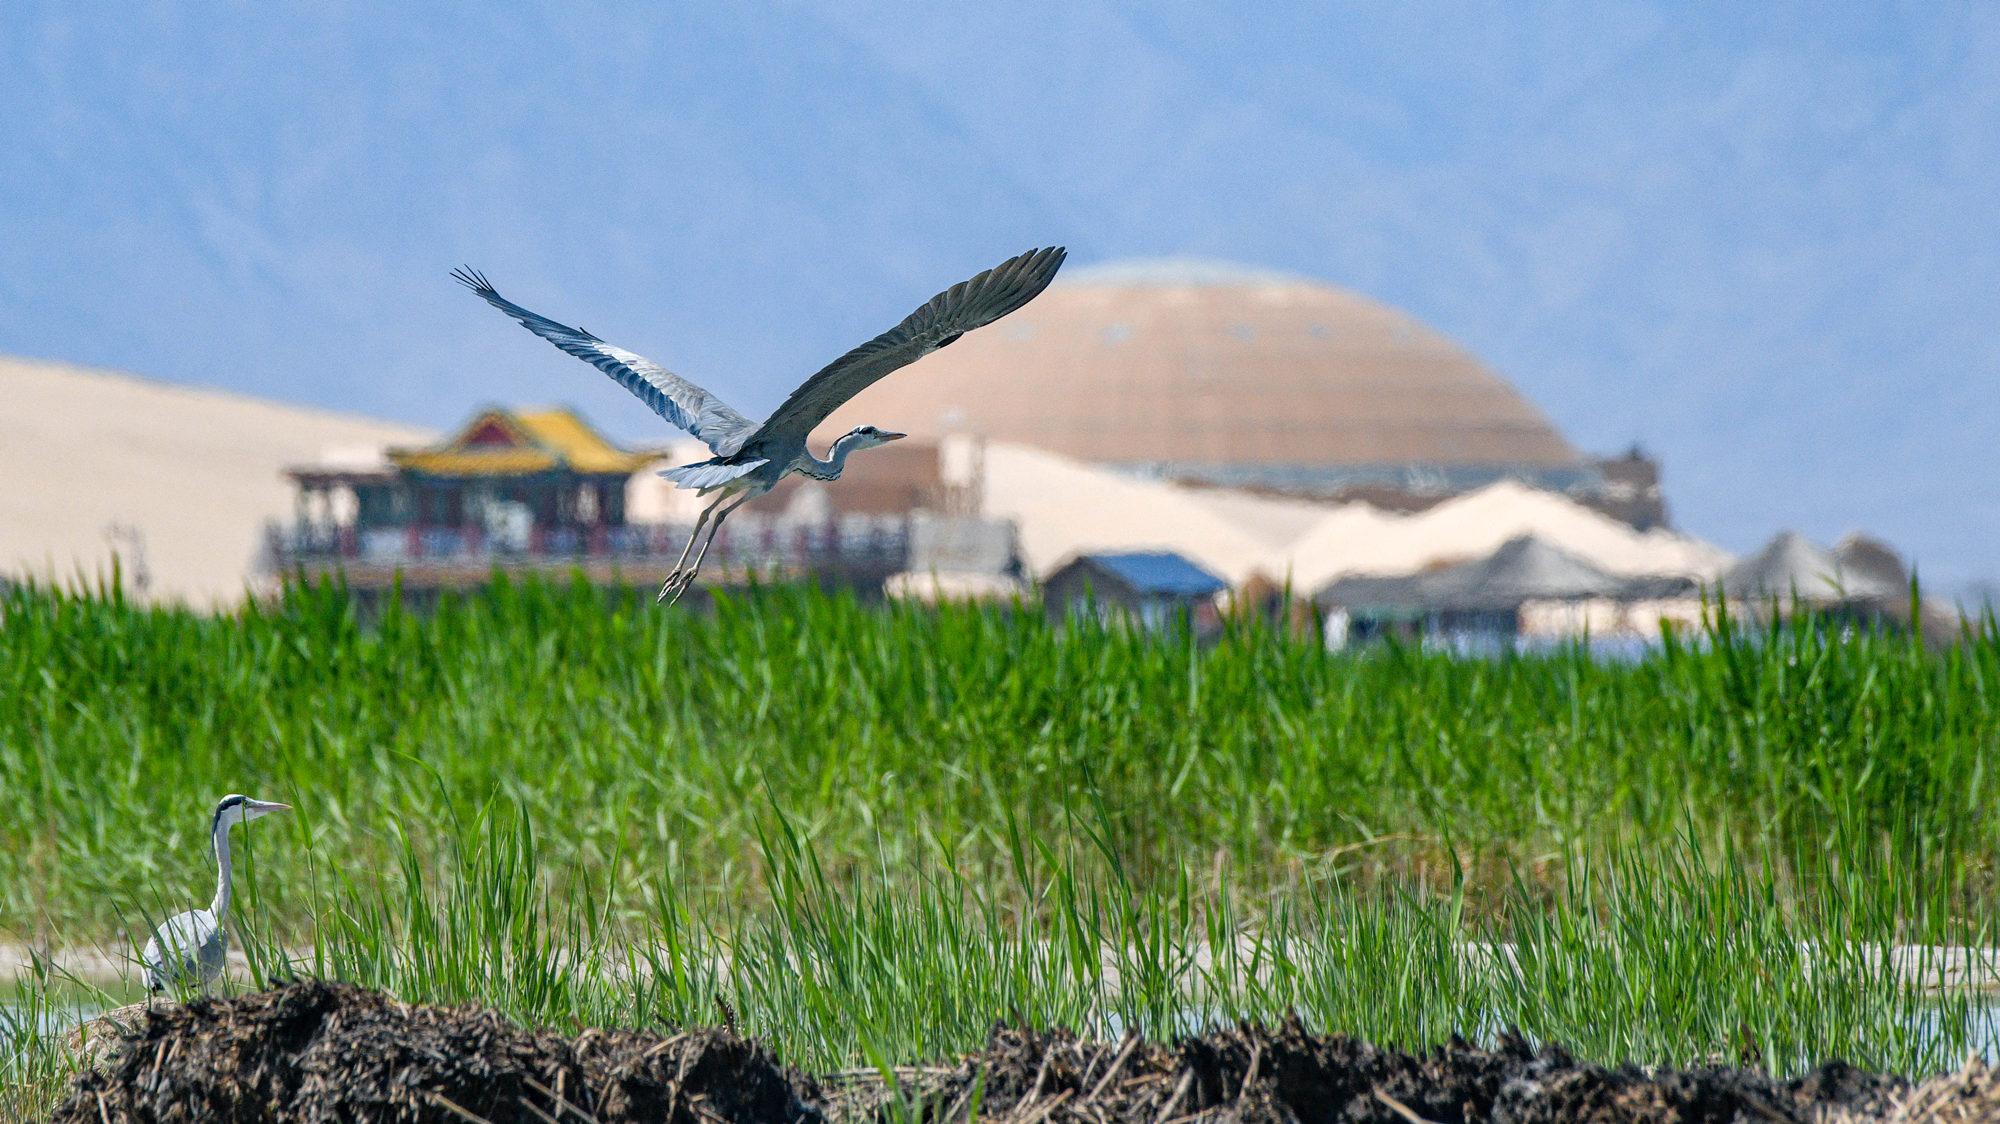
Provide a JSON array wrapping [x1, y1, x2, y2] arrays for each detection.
[[800, 433, 864, 482], [209, 820, 233, 921]]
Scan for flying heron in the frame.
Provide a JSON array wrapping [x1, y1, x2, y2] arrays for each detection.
[[140, 794, 290, 994], [453, 246, 1067, 604]]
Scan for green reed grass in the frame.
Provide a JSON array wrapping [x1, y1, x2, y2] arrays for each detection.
[[3, 577, 1994, 941], [3, 798, 1993, 1117], [288, 797, 1991, 1078], [6, 578, 1997, 1116], [1, 960, 90, 1122]]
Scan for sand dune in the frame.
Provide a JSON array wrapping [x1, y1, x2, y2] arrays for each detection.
[[0, 356, 432, 607]]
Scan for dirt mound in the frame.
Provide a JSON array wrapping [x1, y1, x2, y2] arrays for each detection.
[[49, 981, 1933, 1123], [52, 981, 819, 1123], [1846, 1060, 2000, 1123], [884, 1021, 1907, 1123]]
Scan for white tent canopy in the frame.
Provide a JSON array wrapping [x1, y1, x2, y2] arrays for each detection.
[[979, 443, 1279, 583], [1723, 531, 1900, 602], [978, 445, 1732, 591], [1265, 481, 1730, 591]]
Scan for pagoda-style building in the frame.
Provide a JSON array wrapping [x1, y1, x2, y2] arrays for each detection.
[[269, 406, 919, 600]]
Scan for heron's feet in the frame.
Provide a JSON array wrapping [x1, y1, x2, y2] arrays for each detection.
[[656, 569, 699, 605]]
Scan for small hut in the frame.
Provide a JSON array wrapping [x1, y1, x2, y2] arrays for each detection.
[[1044, 550, 1227, 633]]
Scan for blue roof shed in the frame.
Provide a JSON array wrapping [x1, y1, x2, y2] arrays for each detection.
[[1043, 550, 1229, 633], [1074, 551, 1228, 597]]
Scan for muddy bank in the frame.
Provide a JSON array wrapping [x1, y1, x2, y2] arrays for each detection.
[[53, 983, 816, 1124], [47, 981, 1997, 1122]]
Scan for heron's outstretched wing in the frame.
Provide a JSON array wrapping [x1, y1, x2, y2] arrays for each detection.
[[743, 246, 1066, 449], [452, 269, 760, 455]]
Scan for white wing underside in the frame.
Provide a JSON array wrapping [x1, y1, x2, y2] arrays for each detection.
[[451, 269, 760, 455], [657, 459, 769, 491]]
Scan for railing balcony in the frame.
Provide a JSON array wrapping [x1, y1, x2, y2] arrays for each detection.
[[265, 517, 913, 574]]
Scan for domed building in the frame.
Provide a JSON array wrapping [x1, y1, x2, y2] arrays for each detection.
[[817, 258, 1655, 521]]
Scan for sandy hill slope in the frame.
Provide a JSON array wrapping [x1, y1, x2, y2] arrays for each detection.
[[0, 356, 432, 607]]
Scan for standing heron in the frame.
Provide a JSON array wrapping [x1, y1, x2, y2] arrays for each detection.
[[140, 794, 291, 994], [453, 246, 1067, 603]]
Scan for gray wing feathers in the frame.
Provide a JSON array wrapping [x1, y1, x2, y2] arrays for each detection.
[[452, 269, 760, 455], [143, 908, 224, 990], [747, 246, 1067, 446]]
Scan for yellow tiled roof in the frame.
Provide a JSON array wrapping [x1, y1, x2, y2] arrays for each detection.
[[387, 407, 656, 477], [513, 409, 657, 474], [393, 448, 559, 475]]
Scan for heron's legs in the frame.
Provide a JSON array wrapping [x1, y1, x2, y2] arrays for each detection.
[[662, 493, 752, 606], [656, 493, 728, 601]]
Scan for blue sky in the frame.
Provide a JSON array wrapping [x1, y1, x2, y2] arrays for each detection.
[[4, 2, 1995, 589]]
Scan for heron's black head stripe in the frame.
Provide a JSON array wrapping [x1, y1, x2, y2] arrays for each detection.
[[210, 795, 247, 835]]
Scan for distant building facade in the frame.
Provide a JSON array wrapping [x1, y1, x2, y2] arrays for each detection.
[[270, 407, 916, 599], [1199, 447, 1668, 531]]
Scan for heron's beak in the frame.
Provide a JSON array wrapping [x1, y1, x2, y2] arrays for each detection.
[[250, 800, 293, 816], [880, 431, 907, 442]]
